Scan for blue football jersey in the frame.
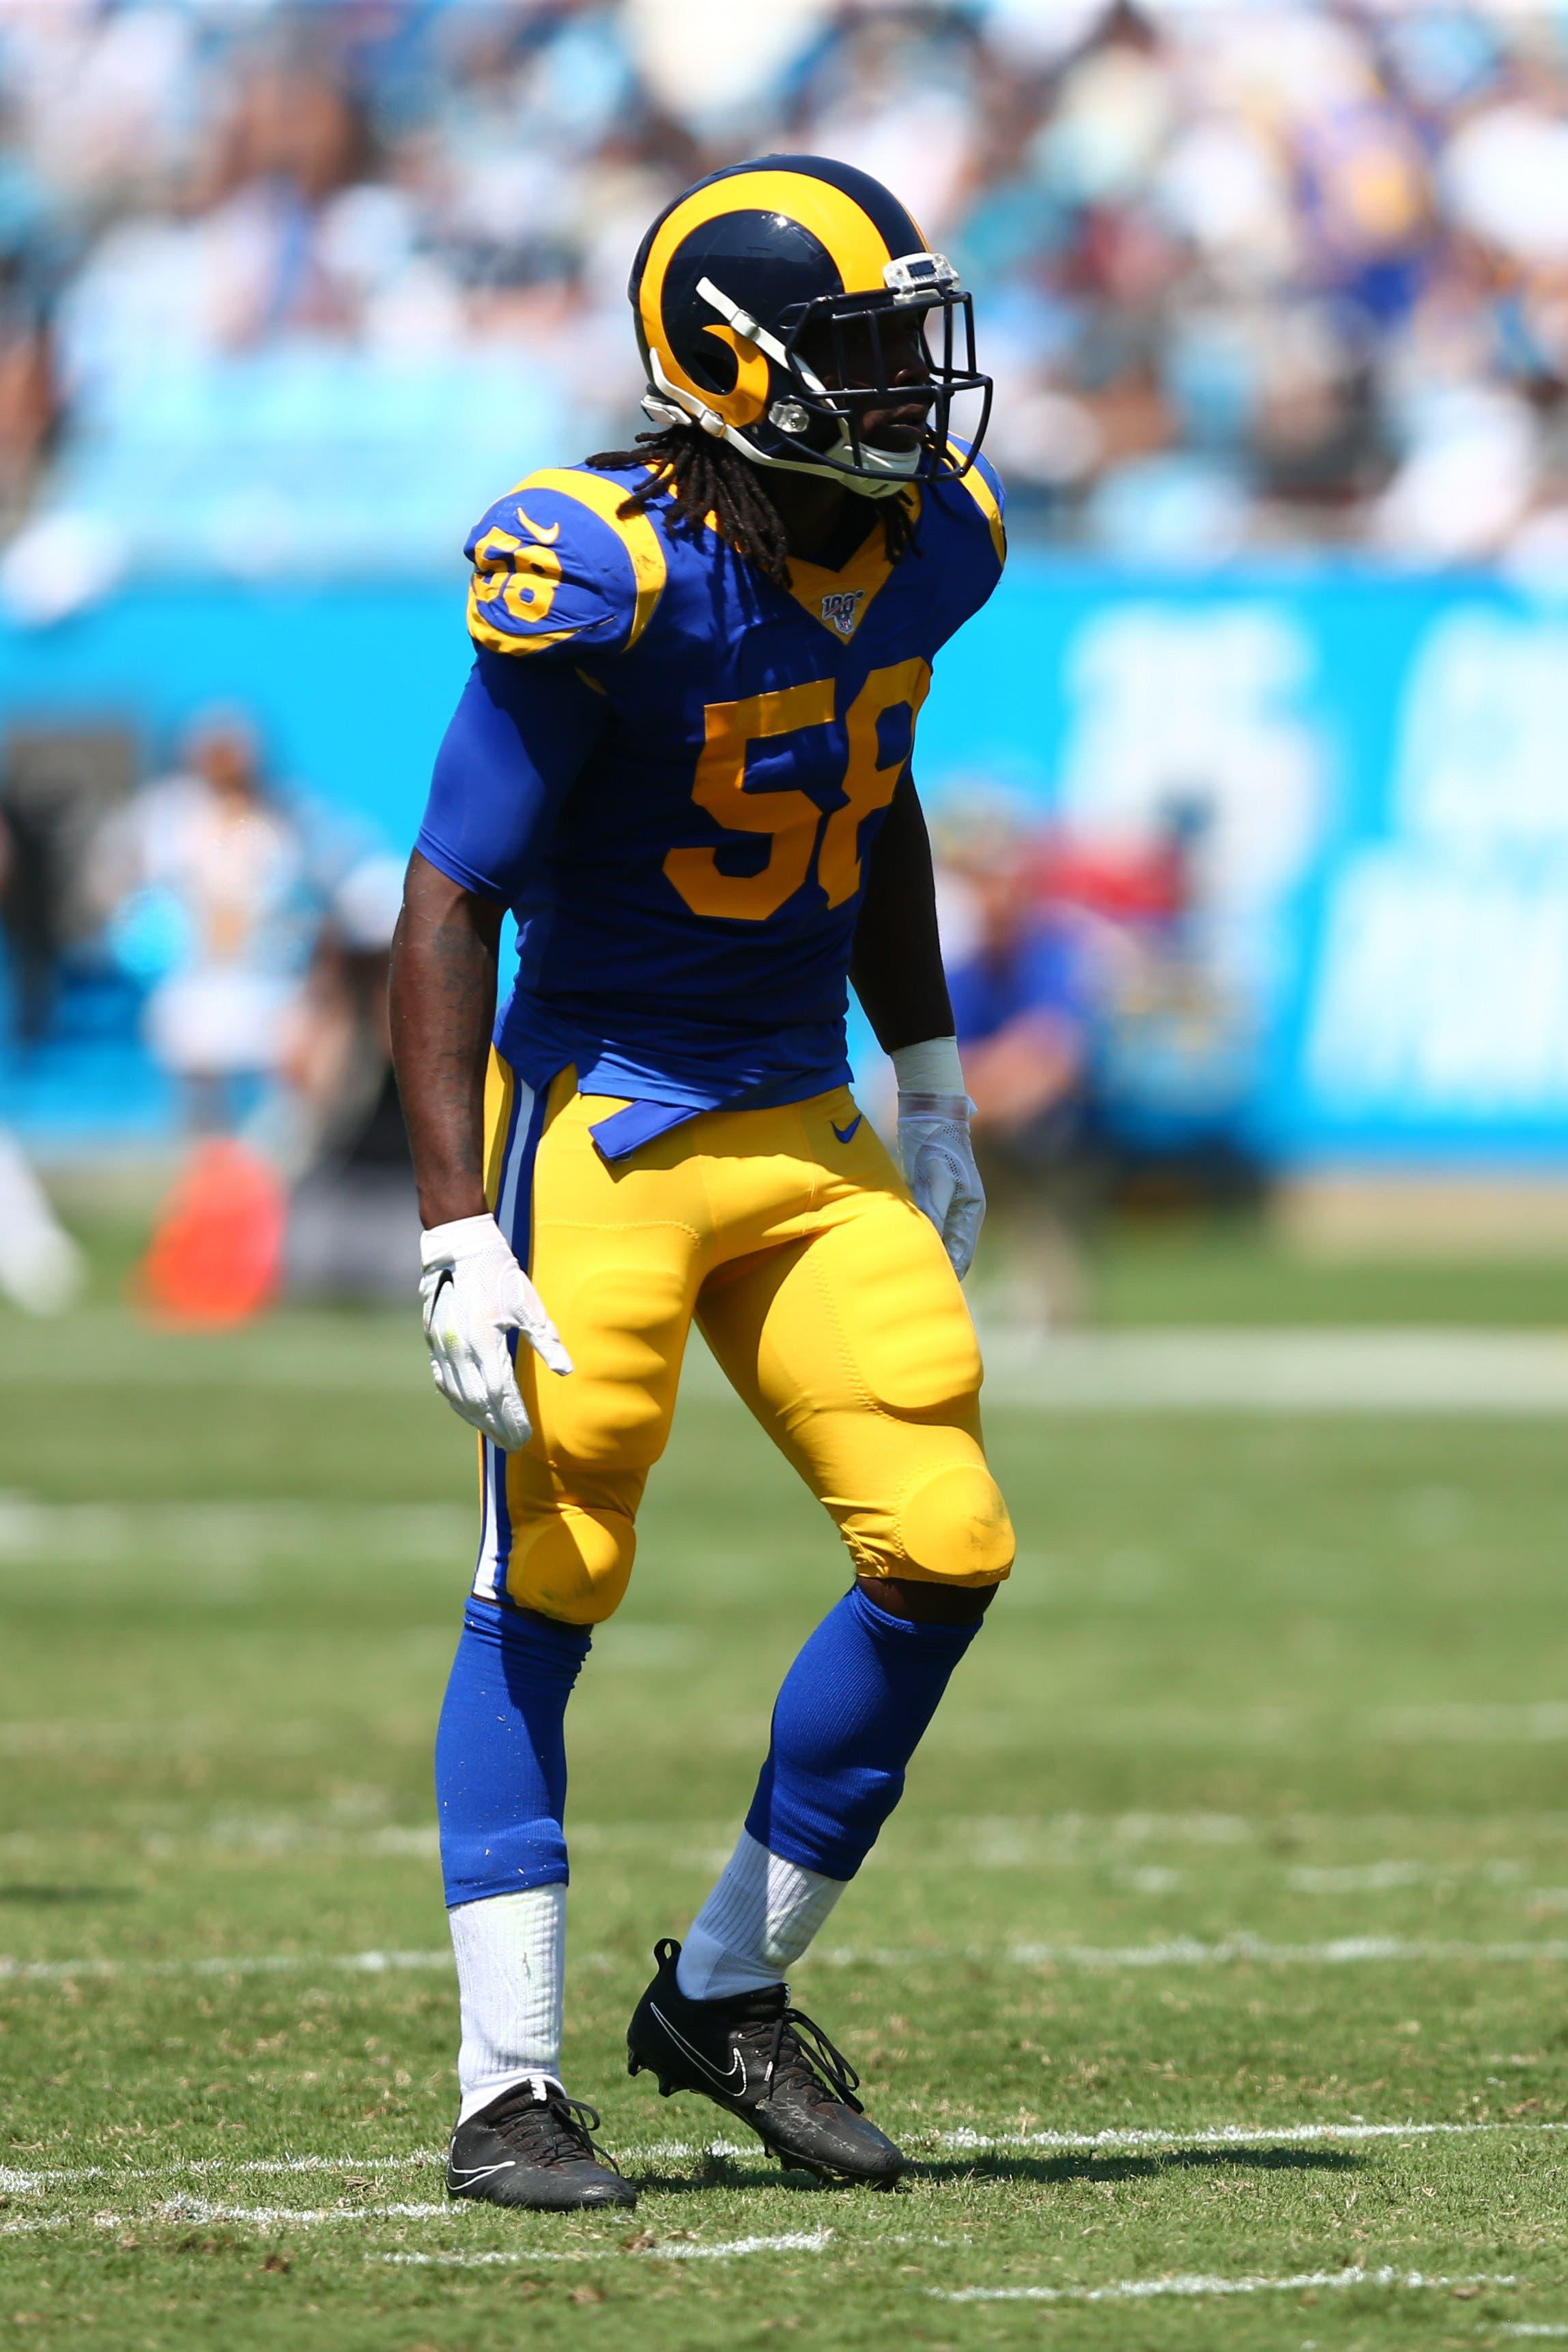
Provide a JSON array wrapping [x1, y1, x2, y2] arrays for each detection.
[[415, 451, 1005, 1152]]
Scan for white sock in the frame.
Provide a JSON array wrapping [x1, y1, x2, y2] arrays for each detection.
[[448, 1885, 566, 2123], [676, 1830, 847, 2000]]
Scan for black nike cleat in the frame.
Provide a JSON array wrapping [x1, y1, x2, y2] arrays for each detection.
[[625, 1938, 904, 2187], [446, 2075, 636, 2211]]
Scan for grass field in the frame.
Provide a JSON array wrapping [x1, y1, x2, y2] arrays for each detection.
[[6, 1236, 1568, 2349]]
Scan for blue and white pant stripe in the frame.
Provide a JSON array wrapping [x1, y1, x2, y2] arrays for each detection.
[[472, 1071, 544, 1606]]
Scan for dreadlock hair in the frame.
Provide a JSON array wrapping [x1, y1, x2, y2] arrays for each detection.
[[584, 425, 915, 589]]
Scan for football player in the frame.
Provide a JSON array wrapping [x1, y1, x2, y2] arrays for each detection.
[[390, 156, 1014, 2212]]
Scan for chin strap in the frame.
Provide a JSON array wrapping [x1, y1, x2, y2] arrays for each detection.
[[642, 366, 917, 499]]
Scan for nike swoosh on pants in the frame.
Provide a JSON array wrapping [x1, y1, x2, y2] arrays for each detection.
[[831, 1115, 863, 1144]]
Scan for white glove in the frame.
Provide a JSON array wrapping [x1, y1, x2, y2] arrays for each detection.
[[898, 1092, 985, 1280], [419, 1213, 571, 1452]]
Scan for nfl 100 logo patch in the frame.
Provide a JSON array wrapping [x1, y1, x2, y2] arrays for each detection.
[[820, 589, 866, 640]]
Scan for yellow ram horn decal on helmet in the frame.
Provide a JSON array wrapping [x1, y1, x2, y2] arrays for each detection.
[[638, 167, 893, 418], [697, 325, 771, 428]]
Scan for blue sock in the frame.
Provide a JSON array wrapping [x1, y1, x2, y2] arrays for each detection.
[[744, 1583, 983, 1880], [435, 1598, 592, 1906]]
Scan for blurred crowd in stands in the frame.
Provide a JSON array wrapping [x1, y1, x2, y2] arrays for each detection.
[[0, 694, 415, 1314], [931, 782, 1253, 1322], [5, 0, 1541, 1316], [91, 707, 415, 1306], [0, 0, 1564, 574]]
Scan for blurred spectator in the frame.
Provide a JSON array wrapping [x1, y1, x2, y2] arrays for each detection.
[[1, 1, 1567, 566], [1066, 793, 1265, 1214], [278, 848, 419, 1305], [935, 793, 1100, 1328], [0, 743, 54, 1040], [0, 808, 83, 1313], [91, 706, 318, 1133], [0, 718, 137, 1043], [936, 782, 1264, 1320]]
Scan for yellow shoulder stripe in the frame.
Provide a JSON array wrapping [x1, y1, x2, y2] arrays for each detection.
[[947, 445, 1006, 566], [467, 607, 583, 659], [504, 466, 668, 649]]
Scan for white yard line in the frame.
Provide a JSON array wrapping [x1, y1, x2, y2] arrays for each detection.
[[376, 2230, 835, 2267], [96, 2200, 452, 2232], [33, 2197, 833, 2256], [942, 2119, 1568, 2151], [8, 2118, 1567, 2202], [0, 1499, 471, 1570], [4, 1812, 1562, 1867], [977, 1328, 1568, 1415], [0, 2153, 444, 2194], [1367, 1703, 1568, 1744], [0, 1318, 420, 1394], [0, 1720, 333, 1758], [10, 1930, 1568, 1989], [1, 2143, 763, 2195], [375, 2250, 584, 2269], [810, 1934, 1568, 1968], [18, 1698, 1568, 1762], [934, 2264, 1519, 2304], [1003, 1934, 1568, 1967], [0, 1949, 453, 1983], [18, 1321, 1568, 1413], [0, 1815, 726, 1860]]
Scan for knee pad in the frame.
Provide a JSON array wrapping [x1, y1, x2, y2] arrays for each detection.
[[506, 1502, 636, 1624], [895, 1460, 1014, 1587]]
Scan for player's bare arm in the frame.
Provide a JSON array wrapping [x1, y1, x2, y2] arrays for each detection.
[[390, 852, 499, 1227], [392, 852, 571, 1453]]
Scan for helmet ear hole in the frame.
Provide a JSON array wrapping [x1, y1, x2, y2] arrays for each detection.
[[685, 339, 737, 401]]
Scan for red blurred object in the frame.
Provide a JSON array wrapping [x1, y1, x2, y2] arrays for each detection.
[[1029, 835, 1188, 922], [134, 1139, 285, 1329]]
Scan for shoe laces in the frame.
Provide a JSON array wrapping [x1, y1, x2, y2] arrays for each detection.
[[487, 2082, 616, 2172], [741, 2001, 866, 2118]]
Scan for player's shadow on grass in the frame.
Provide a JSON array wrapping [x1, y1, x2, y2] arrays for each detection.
[[631, 2157, 810, 2196], [631, 2146, 1364, 2196], [0, 1883, 138, 1904], [907, 2147, 1365, 2188]]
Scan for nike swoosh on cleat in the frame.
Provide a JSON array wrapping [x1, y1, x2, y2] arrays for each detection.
[[447, 2161, 516, 2187], [831, 1115, 863, 1144], [648, 2001, 747, 2096]]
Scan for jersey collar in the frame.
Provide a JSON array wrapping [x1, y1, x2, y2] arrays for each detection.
[[781, 486, 921, 644]]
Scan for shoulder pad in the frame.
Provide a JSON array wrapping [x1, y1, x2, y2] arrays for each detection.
[[945, 442, 1006, 567], [465, 466, 668, 661]]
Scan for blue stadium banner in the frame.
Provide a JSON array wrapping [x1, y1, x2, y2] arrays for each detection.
[[926, 563, 1568, 1167], [4, 565, 1568, 1165]]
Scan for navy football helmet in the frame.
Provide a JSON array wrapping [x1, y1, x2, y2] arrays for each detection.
[[628, 155, 992, 498]]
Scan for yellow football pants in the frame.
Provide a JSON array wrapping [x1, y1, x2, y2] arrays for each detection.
[[472, 1060, 1014, 1626]]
